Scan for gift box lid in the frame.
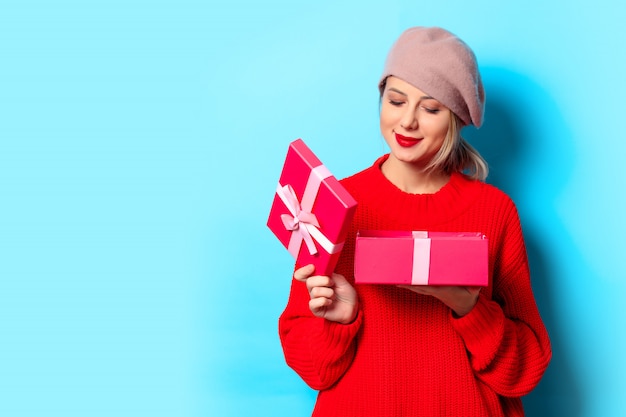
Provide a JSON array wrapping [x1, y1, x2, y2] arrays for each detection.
[[267, 139, 357, 276]]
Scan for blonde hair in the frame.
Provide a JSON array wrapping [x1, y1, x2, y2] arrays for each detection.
[[425, 112, 488, 181]]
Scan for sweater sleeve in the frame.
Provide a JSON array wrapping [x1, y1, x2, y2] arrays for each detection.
[[451, 200, 552, 397], [278, 276, 362, 390]]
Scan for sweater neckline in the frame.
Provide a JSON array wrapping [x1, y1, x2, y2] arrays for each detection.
[[367, 154, 482, 225]]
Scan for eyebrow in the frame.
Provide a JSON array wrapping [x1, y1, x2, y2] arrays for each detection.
[[387, 88, 435, 100]]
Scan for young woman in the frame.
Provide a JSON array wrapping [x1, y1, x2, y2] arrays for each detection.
[[279, 26, 552, 417]]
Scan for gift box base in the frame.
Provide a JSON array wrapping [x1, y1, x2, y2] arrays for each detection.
[[354, 230, 488, 286]]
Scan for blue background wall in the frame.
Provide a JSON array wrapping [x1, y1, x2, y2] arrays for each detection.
[[1, 1, 624, 416]]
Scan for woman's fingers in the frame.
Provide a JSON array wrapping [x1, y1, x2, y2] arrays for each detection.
[[293, 265, 336, 300], [305, 275, 333, 291], [293, 264, 315, 282], [310, 285, 334, 299], [309, 296, 333, 312]]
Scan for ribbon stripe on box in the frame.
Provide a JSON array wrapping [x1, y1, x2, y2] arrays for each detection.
[[411, 233, 431, 285]]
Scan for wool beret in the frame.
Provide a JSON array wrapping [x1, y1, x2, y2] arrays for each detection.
[[379, 27, 485, 127]]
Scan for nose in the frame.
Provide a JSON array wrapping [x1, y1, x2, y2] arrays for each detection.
[[400, 107, 419, 130]]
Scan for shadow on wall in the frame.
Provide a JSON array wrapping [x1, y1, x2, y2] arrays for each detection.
[[464, 67, 585, 416]]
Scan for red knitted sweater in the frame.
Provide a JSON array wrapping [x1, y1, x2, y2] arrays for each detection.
[[279, 155, 552, 417]]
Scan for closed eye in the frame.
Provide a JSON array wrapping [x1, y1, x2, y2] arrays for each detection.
[[422, 107, 440, 114]]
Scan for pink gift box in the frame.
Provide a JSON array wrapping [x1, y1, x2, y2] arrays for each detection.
[[354, 230, 488, 286], [267, 139, 357, 277]]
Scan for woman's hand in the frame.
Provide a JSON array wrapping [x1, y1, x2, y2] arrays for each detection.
[[398, 284, 481, 317], [294, 264, 359, 324]]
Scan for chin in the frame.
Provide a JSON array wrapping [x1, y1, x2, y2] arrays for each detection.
[[392, 147, 436, 164]]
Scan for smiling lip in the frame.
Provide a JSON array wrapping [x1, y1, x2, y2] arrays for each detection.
[[395, 132, 422, 148]]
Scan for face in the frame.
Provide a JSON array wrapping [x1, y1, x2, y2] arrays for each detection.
[[379, 76, 451, 168]]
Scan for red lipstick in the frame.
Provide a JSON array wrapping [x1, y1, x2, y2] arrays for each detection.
[[395, 132, 421, 148]]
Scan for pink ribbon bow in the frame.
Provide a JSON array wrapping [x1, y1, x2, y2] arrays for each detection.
[[275, 164, 344, 258], [278, 184, 321, 255]]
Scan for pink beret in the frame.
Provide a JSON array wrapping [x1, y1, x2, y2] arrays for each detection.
[[379, 27, 485, 127]]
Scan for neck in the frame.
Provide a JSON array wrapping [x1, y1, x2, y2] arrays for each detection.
[[381, 156, 450, 194]]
